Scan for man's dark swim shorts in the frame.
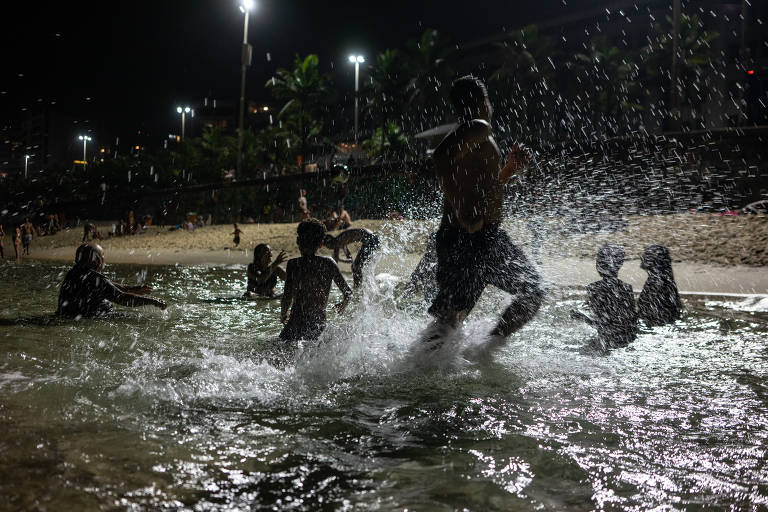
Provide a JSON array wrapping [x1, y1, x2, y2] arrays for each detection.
[[428, 224, 541, 315]]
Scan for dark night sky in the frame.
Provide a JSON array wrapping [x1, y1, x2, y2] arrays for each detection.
[[1, 0, 644, 141]]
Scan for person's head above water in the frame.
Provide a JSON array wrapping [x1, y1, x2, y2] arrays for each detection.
[[74, 243, 105, 271], [297, 218, 326, 256], [596, 243, 625, 278], [450, 75, 492, 122], [641, 244, 673, 276], [253, 243, 272, 267]]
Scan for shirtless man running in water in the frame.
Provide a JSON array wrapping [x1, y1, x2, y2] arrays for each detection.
[[426, 75, 543, 343]]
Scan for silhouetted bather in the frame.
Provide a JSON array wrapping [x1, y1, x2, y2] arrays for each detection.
[[280, 220, 352, 342], [57, 244, 166, 317], [427, 75, 543, 340], [244, 244, 286, 298], [571, 244, 637, 347], [324, 228, 380, 288], [638, 244, 681, 326]]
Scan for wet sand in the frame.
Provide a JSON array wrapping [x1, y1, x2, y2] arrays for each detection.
[[10, 213, 768, 294]]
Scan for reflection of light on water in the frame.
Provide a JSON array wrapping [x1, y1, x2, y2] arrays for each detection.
[[0, 257, 766, 510]]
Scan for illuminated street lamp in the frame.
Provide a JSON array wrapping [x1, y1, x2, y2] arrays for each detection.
[[348, 54, 365, 145], [176, 106, 191, 141], [78, 135, 92, 164], [236, 0, 256, 180], [24, 154, 29, 178]]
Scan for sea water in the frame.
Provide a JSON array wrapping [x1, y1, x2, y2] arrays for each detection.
[[0, 257, 766, 510]]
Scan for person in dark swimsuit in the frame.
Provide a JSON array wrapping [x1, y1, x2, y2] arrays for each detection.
[[243, 244, 287, 299], [427, 75, 543, 344], [57, 244, 167, 317], [638, 244, 681, 326], [280, 219, 352, 342], [570, 244, 638, 348], [323, 228, 380, 288]]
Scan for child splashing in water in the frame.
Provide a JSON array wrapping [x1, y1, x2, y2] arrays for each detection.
[[426, 75, 543, 347], [571, 244, 638, 348], [638, 244, 681, 326], [243, 244, 286, 299], [323, 228, 380, 288], [280, 219, 352, 342]]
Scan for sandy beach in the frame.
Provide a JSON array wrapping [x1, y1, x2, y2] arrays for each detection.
[[9, 213, 768, 294]]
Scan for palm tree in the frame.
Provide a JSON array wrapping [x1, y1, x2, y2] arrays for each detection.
[[362, 121, 410, 163], [642, 13, 719, 127], [403, 28, 455, 132], [267, 54, 332, 171], [367, 49, 409, 156], [489, 24, 558, 139], [572, 36, 642, 133]]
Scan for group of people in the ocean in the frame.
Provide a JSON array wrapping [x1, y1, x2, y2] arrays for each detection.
[[570, 243, 681, 349], [54, 75, 682, 351]]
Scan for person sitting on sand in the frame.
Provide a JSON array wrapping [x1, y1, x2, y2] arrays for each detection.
[[426, 75, 543, 344], [243, 244, 287, 299], [232, 223, 243, 247], [280, 219, 352, 342], [57, 244, 166, 317], [322, 207, 340, 232], [570, 244, 637, 348], [336, 205, 352, 230], [323, 228, 380, 288], [637, 244, 681, 326]]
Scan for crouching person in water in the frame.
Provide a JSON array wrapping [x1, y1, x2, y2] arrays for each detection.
[[243, 244, 286, 299], [323, 228, 380, 288], [570, 244, 637, 347], [57, 244, 167, 317], [638, 244, 681, 326], [280, 219, 352, 342], [427, 75, 543, 343]]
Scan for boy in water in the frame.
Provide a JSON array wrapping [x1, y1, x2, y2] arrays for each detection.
[[427, 75, 543, 342], [280, 219, 352, 342], [570, 244, 637, 348], [323, 228, 380, 288], [57, 243, 167, 317]]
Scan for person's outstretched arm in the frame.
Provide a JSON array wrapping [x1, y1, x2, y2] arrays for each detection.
[[113, 292, 167, 310], [499, 145, 529, 183]]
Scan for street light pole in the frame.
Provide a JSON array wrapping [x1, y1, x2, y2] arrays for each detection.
[[176, 106, 191, 140], [78, 135, 92, 165], [24, 154, 29, 178], [236, 0, 255, 180], [348, 55, 365, 146]]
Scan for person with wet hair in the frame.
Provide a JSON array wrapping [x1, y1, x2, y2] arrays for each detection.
[[280, 219, 352, 342], [323, 228, 380, 288], [638, 244, 681, 326], [426, 75, 543, 343], [56, 243, 167, 317], [243, 243, 287, 298], [571, 244, 638, 348]]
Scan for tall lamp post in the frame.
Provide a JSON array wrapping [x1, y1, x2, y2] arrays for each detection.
[[78, 135, 92, 165], [176, 106, 191, 140], [348, 55, 365, 146], [236, 0, 255, 180], [24, 154, 30, 178]]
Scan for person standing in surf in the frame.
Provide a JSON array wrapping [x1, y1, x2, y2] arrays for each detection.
[[426, 75, 543, 344], [280, 219, 352, 342], [243, 244, 287, 298]]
